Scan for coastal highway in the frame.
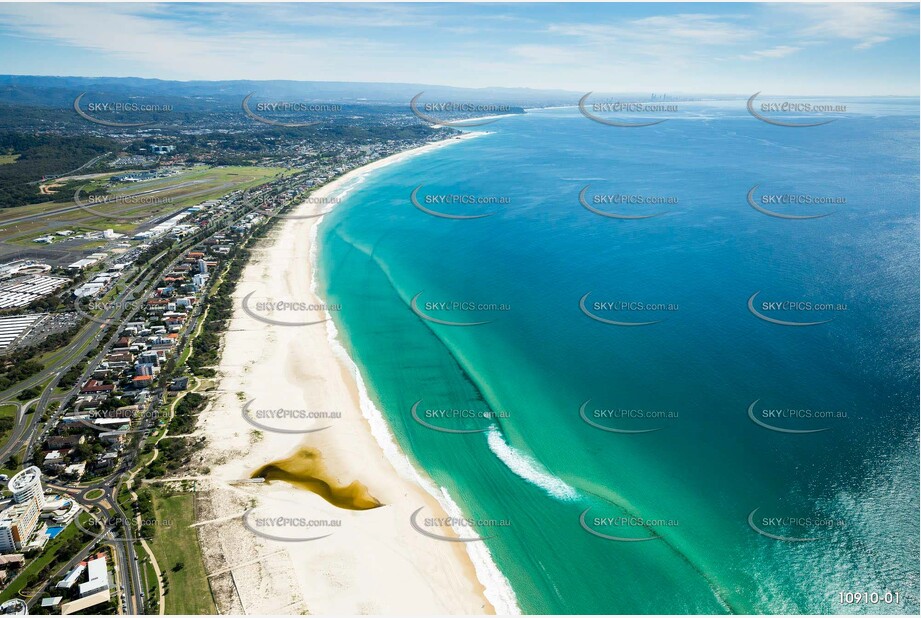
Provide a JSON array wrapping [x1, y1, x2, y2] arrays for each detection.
[[0, 225, 189, 404], [110, 481, 146, 615], [0, 401, 40, 469], [0, 182, 273, 458], [38, 252, 222, 613], [49, 478, 143, 615], [0, 263, 158, 462], [0, 320, 107, 408], [1, 187, 275, 612], [0, 388, 57, 467], [12, 197, 263, 612], [48, 423, 155, 617], [0, 182, 268, 457], [0, 262, 153, 403]]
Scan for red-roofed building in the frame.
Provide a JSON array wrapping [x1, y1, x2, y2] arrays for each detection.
[[80, 380, 114, 394]]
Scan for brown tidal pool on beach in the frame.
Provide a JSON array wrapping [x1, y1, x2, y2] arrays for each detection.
[[252, 447, 384, 510]]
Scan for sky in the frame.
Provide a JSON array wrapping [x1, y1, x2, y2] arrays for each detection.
[[0, 2, 917, 95]]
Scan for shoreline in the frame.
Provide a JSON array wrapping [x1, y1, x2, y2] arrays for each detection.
[[425, 111, 523, 128], [308, 130, 521, 616], [196, 130, 518, 615]]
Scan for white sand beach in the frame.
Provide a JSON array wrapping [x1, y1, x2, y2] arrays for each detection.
[[194, 131, 517, 615]]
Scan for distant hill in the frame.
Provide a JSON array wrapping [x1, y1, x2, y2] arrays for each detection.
[[0, 75, 580, 108]]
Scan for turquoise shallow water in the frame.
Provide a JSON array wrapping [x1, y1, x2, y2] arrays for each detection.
[[318, 100, 919, 614]]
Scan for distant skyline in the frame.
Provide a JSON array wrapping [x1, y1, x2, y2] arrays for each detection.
[[0, 2, 918, 95]]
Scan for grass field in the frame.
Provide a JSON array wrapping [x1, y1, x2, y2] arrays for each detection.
[[0, 154, 20, 165], [0, 165, 290, 244], [0, 402, 17, 445], [146, 486, 216, 615], [84, 488, 105, 501]]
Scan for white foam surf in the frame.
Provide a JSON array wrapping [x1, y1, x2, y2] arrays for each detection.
[[486, 427, 579, 502], [304, 137, 521, 615]]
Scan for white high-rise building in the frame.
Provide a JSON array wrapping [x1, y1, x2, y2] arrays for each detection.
[[9, 467, 44, 509], [0, 521, 15, 553], [0, 499, 39, 553], [0, 467, 44, 553]]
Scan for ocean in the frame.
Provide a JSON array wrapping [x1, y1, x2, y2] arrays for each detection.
[[316, 99, 920, 614]]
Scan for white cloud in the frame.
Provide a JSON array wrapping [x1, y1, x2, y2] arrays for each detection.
[[739, 45, 802, 61], [509, 44, 588, 66], [0, 3, 402, 81], [0, 3, 915, 94], [854, 36, 892, 50], [549, 13, 755, 55], [787, 2, 915, 50]]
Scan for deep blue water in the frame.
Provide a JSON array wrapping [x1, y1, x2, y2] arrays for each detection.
[[319, 99, 919, 614]]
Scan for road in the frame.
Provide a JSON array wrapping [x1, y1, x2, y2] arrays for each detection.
[[10, 241, 209, 612], [0, 261, 154, 402], [23, 529, 105, 610], [0, 260, 163, 463], [1, 193, 268, 613], [30, 152, 112, 185], [0, 222, 200, 410]]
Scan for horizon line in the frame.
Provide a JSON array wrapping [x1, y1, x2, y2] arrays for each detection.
[[0, 73, 918, 99]]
